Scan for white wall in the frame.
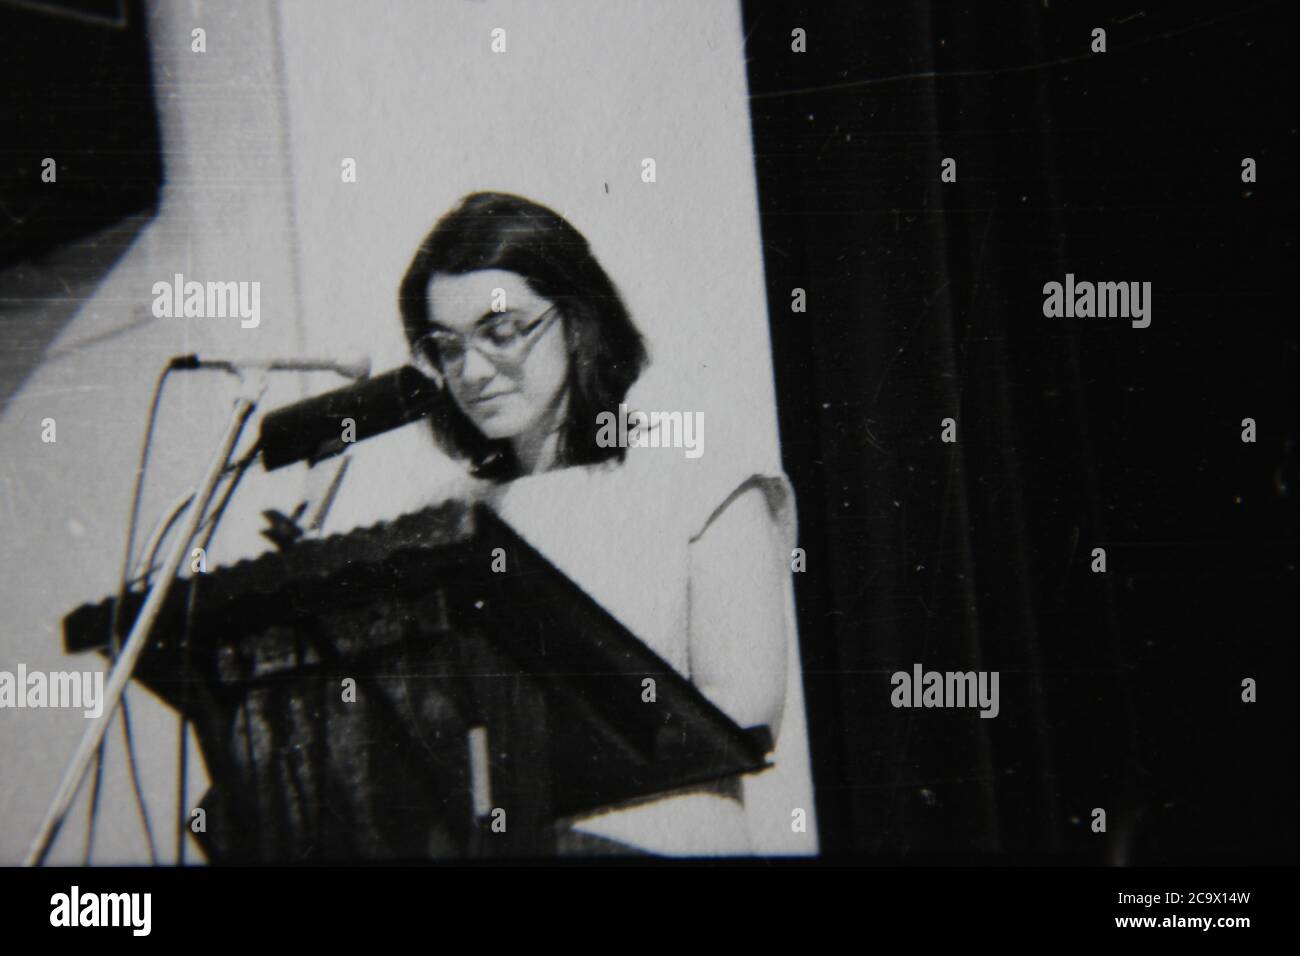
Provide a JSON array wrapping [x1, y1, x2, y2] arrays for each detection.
[[0, 0, 816, 862]]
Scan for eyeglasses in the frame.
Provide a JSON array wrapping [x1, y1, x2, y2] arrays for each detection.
[[412, 304, 562, 376]]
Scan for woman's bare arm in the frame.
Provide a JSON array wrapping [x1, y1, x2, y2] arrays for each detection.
[[686, 485, 788, 744]]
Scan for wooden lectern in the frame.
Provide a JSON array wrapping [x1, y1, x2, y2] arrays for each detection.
[[62, 501, 771, 861]]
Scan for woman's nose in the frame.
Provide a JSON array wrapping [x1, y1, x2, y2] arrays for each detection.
[[459, 346, 496, 384]]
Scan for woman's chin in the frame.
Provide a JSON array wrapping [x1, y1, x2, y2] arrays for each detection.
[[462, 390, 563, 445], [469, 407, 526, 441]]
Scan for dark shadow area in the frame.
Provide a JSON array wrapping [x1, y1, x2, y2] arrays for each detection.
[[743, 0, 1297, 862], [0, 0, 161, 267], [0, 0, 161, 411]]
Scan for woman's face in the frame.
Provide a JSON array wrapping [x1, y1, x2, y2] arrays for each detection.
[[423, 269, 570, 443]]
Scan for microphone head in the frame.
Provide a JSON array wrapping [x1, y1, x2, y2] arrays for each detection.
[[259, 365, 445, 471], [336, 355, 372, 380]]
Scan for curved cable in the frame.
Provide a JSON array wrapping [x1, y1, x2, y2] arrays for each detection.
[[85, 355, 198, 864], [172, 441, 261, 864]]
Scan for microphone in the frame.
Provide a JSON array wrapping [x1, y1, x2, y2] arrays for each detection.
[[258, 365, 448, 470]]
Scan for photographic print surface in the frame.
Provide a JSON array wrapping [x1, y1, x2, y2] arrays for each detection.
[[0, 0, 1294, 889]]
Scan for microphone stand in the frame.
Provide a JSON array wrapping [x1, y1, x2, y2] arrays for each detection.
[[24, 374, 267, 866]]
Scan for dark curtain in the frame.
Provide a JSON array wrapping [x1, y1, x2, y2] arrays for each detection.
[[743, 0, 1296, 862]]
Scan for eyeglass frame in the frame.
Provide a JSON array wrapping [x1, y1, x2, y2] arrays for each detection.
[[411, 303, 564, 377]]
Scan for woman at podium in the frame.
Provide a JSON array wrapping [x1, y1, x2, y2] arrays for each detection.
[[397, 192, 807, 856]]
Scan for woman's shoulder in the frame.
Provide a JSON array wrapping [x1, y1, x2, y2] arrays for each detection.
[[613, 437, 795, 548], [607, 375, 794, 540], [484, 370, 795, 546]]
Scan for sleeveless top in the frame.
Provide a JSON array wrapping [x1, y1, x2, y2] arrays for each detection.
[[482, 424, 805, 855]]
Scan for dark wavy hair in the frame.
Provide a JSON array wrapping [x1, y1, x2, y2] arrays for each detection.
[[399, 191, 648, 481]]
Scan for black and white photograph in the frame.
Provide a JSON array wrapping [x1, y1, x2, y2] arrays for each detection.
[[0, 0, 1295, 935]]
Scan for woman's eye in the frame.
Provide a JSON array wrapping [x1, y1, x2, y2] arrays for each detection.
[[485, 324, 517, 345], [426, 335, 463, 360]]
